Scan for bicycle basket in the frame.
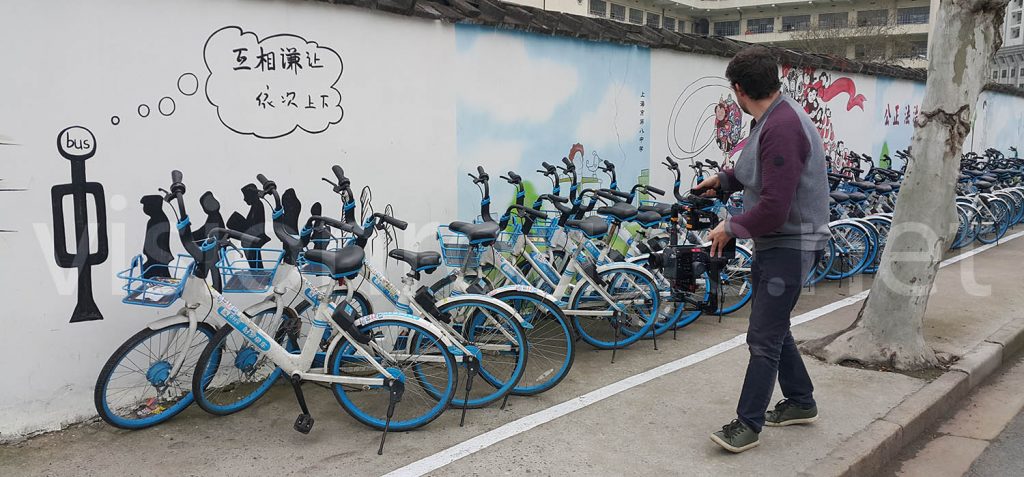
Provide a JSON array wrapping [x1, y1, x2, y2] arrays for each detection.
[[494, 223, 522, 253], [118, 254, 195, 307], [217, 247, 285, 293], [526, 216, 559, 248], [437, 225, 484, 268]]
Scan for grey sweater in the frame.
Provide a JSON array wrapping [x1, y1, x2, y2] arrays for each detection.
[[717, 94, 830, 251]]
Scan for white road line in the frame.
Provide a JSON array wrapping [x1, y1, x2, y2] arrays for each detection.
[[385, 231, 1024, 477]]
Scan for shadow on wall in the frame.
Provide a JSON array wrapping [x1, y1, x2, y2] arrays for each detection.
[[1, 134, 26, 233]]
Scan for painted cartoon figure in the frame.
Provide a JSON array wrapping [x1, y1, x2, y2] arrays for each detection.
[[714, 95, 744, 157]]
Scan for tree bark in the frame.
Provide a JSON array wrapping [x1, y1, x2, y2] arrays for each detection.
[[802, 0, 1009, 371]]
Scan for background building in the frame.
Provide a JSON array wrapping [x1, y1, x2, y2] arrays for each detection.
[[993, 0, 1024, 87], [506, 0, 936, 68]]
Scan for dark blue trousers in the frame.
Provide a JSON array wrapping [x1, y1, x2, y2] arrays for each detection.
[[736, 247, 817, 433]]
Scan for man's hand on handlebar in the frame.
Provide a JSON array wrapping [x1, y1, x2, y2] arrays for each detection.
[[693, 174, 721, 198]]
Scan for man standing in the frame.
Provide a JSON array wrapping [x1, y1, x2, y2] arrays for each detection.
[[696, 46, 830, 453]]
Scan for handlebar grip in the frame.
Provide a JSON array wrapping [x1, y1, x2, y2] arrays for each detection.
[[609, 189, 631, 200], [332, 165, 345, 182], [379, 215, 408, 231], [207, 227, 260, 244], [508, 171, 521, 182], [476, 165, 487, 177], [645, 185, 665, 196], [539, 194, 569, 204], [519, 206, 547, 219], [561, 157, 574, 170], [596, 189, 619, 201], [256, 174, 270, 187], [172, 170, 183, 184]]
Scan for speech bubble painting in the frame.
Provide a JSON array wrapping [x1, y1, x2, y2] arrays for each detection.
[[204, 26, 344, 139]]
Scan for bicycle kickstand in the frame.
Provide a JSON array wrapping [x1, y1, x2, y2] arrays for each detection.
[[378, 378, 405, 456], [460, 355, 479, 427], [611, 313, 620, 364], [289, 375, 314, 434]]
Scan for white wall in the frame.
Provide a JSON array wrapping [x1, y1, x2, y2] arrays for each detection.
[[0, 0, 457, 439], [1, 0, 1023, 439]]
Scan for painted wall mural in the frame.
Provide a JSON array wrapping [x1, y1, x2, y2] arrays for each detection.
[[781, 66, 868, 171], [50, 126, 108, 323], [664, 75, 746, 166], [454, 25, 651, 212]]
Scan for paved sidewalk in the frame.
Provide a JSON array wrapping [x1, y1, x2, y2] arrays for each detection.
[[1, 236, 1022, 477]]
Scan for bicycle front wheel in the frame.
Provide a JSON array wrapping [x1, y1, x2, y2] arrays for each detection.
[[94, 322, 215, 429], [192, 308, 299, 416], [331, 320, 457, 431]]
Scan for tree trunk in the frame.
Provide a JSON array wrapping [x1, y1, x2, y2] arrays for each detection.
[[802, 0, 1009, 371]]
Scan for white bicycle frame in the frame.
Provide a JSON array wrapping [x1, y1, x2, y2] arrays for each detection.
[[349, 261, 524, 358]]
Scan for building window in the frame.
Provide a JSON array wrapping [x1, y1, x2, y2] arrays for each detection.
[[994, 70, 1000, 79], [1019, 67, 1024, 76], [746, 17, 774, 34], [678, 20, 687, 33], [713, 20, 740, 36], [647, 13, 661, 28], [782, 15, 811, 32], [1012, 11, 1021, 25], [1013, 27, 1021, 39], [855, 43, 886, 59], [1013, 68, 1018, 78], [694, 19, 710, 35], [896, 6, 930, 25], [857, 9, 889, 27], [1003, 69, 1009, 78], [628, 8, 643, 25], [589, 0, 607, 18], [663, 17, 676, 31], [609, 3, 626, 22], [819, 12, 849, 29]]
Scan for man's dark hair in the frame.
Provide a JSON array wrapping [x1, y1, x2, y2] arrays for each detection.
[[725, 46, 781, 100]]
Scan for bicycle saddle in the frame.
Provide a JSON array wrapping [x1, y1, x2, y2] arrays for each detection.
[[847, 192, 868, 201], [565, 216, 609, 239], [388, 249, 441, 273], [872, 183, 893, 193], [639, 202, 673, 217], [448, 221, 500, 245], [634, 210, 665, 227], [829, 191, 850, 202], [303, 245, 365, 279], [975, 180, 993, 190], [849, 181, 876, 190], [597, 201, 639, 222]]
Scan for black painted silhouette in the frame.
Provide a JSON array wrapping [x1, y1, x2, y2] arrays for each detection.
[[309, 202, 331, 250], [226, 183, 270, 268], [281, 188, 301, 233], [50, 126, 108, 323], [140, 194, 173, 279], [196, 191, 225, 240]]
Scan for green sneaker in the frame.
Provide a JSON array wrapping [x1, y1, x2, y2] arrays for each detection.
[[765, 399, 818, 427], [710, 419, 760, 453]]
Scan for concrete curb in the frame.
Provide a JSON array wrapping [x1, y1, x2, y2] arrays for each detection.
[[802, 317, 1024, 477]]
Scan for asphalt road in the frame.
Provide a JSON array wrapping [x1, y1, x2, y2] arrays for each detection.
[[966, 408, 1024, 476]]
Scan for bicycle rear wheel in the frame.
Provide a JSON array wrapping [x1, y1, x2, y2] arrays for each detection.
[[825, 222, 871, 280], [571, 267, 659, 349], [94, 322, 215, 429], [444, 298, 528, 408], [489, 289, 575, 396], [330, 320, 456, 431]]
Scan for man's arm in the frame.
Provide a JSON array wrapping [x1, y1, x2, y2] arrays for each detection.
[[724, 113, 809, 239]]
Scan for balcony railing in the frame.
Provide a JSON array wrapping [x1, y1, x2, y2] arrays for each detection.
[[745, 24, 774, 34]]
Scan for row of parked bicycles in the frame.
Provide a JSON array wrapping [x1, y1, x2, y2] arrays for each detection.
[[93, 145, 1021, 453], [93, 160, 734, 453]]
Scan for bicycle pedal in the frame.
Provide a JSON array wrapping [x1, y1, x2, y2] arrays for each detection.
[[294, 413, 314, 434]]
